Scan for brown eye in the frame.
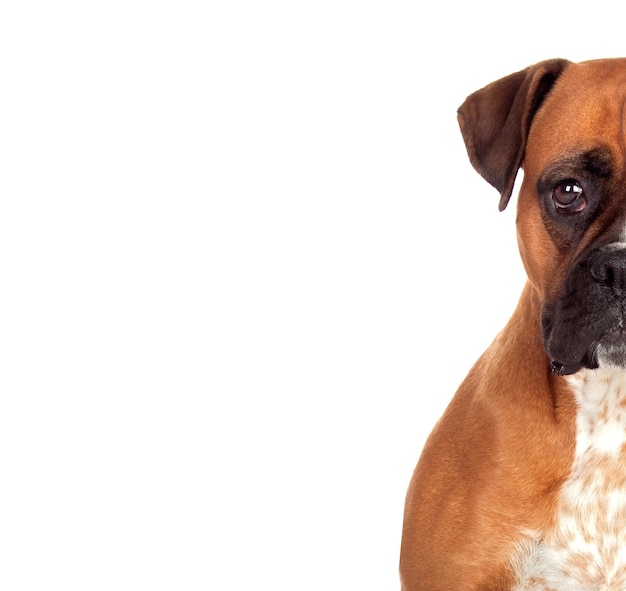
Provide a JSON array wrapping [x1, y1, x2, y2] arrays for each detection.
[[552, 180, 587, 213]]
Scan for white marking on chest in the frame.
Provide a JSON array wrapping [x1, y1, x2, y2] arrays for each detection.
[[513, 369, 626, 590]]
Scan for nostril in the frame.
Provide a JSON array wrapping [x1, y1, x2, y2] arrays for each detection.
[[587, 247, 626, 289], [591, 262, 613, 285]]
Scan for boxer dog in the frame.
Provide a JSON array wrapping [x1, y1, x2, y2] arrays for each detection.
[[400, 58, 626, 590]]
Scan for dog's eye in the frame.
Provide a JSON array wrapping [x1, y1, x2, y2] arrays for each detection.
[[552, 180, 587, 213]]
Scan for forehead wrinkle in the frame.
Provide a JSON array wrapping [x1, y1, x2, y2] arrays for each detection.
[[538, 147, 614, 183], [619, 93, 626, 172]]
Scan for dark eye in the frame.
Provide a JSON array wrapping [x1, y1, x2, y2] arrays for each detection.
[[552, 180, 587, 213]]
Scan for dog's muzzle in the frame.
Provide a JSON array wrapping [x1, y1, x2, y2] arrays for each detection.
[[543, 244, 626, 375]]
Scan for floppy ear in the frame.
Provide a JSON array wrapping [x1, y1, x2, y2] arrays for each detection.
[[457, 59, 571, 211]]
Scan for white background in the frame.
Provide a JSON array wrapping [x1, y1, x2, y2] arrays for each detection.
[[2, 1, 626, 589]]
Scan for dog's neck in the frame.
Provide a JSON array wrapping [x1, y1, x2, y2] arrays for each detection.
[[566, 367, 626, 454], [512, 367, 626, 589]]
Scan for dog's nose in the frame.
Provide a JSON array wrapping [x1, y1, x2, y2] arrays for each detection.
[[590, 248, 626, 290]]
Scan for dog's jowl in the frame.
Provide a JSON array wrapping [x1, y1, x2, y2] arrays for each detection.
[[400, 58, 626, 590]]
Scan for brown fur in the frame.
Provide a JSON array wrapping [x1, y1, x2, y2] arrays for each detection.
[[400, 287, 576, 589]]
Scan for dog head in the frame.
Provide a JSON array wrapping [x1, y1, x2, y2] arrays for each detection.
[[459, 58, 626, 375]]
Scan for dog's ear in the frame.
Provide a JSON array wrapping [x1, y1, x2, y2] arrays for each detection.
[[457, 59, 571, 211]]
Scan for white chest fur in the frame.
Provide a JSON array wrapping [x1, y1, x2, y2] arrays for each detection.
[[513, 369, 626, 590]]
